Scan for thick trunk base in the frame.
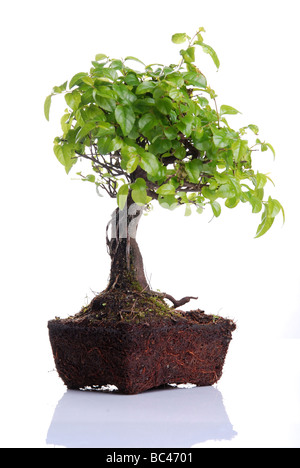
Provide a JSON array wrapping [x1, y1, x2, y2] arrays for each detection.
[[48, 311, 236, 395]]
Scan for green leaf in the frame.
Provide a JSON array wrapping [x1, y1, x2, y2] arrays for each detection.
[[117, 184, 129, 210], [164, 126, 178, 140], [147, 164, 167, 186], [81, 105, 106, 122], [220, 105, 240, 116], [214, 172, 229, 185], [120, 144, 137, 167], [115, 104, 136, 136], [212, 128, 232, 148], [44, 95, 52, 121], [126, 155, 139, 173], [124, 56, 145, 66], [53, 143, 76, 174], [97, 136, 114, 154], [52, 81, 68, 94], [93, 76, 113, 84], [69, 72, 88, 89], [110, 59, 123, 70], [138, 113, 158, 133], [95, 53, 108, 61], [225, 197, 239, 209], [202, 187, 218, 202], [255, 196, 285, 238], [156, 97, 173, 115], [61, 112, 72, 133], [149, 137, 172, 155], [165, 72, 184, 88], [228, 176, 242, 198], [254, 187, 264, 201], [65, 91, 81, 111], [63, 146, 76, 174], [183, 71, 207, 88], [186, 47, 195, 63], [266, 142, 276, 159], [156, 183, 176, 196], [232, 139, 249, 162], [211, 200, 221, 217], [84, 174, 96, 183], [93, 94, 116, 112], [131, 178, 148, 205], [174, 146, 186, 159], [124, 73, 140, 86], [111, 136, 123, 152], [136, 81, 157, 95], [53, 144, 64, 166], [248, 124, 259, 135], [255, 207, 275, 238], [93, 85, 115, 99], [185, 204, 192, 216], [95, 122, 115, 138], [242, 192, 263, 213], [177, 114, 194, 137], [180, 47, 195, 63], [103, 69, 118, 83], [140, 152, 160, 176], [134, 97, 155, 113], [185, 159, 202, 183], [168, 88, 185, 101], [112, 84, 137, 104], [172, 33, 187, 44], [251, 197, 263, 213], [158, 195, 178, 210], [75, 121, 96, 143], [255, 173, 267, 189], [260, 143, 268, 152], [200, 43, 220, 69], [267, 197, 285, 222], [81, 76, 94, 86], [217, 183, 236, 199]]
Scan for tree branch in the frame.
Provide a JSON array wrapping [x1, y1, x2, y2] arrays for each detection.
[[176, 181, 210, 194], [179, 133, 200, 159]]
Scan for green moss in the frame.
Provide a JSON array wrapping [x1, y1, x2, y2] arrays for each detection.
[[73, 284, 184, 325]]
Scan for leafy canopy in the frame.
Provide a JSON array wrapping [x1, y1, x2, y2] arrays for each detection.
[[45, 28, 284, 238]]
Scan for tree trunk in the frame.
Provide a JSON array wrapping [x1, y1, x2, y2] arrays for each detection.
[[106, 195, 149, 292], [104, 194, 198, 309]]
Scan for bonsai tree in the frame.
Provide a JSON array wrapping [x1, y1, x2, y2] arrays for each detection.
[[45, 28, 284, 320]]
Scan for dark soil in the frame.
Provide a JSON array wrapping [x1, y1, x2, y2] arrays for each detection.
[[48, 289, 236, 394]]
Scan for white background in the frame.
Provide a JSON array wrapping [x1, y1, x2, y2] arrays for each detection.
[[0, 0, 299, 448]]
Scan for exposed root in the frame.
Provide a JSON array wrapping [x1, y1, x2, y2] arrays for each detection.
[[150, 290, 198, 308]]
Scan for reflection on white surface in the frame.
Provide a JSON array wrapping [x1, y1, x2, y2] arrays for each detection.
[[1, 335, 299, 447], [46, 385, 236, 448], [44, 338, 300, 448]]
